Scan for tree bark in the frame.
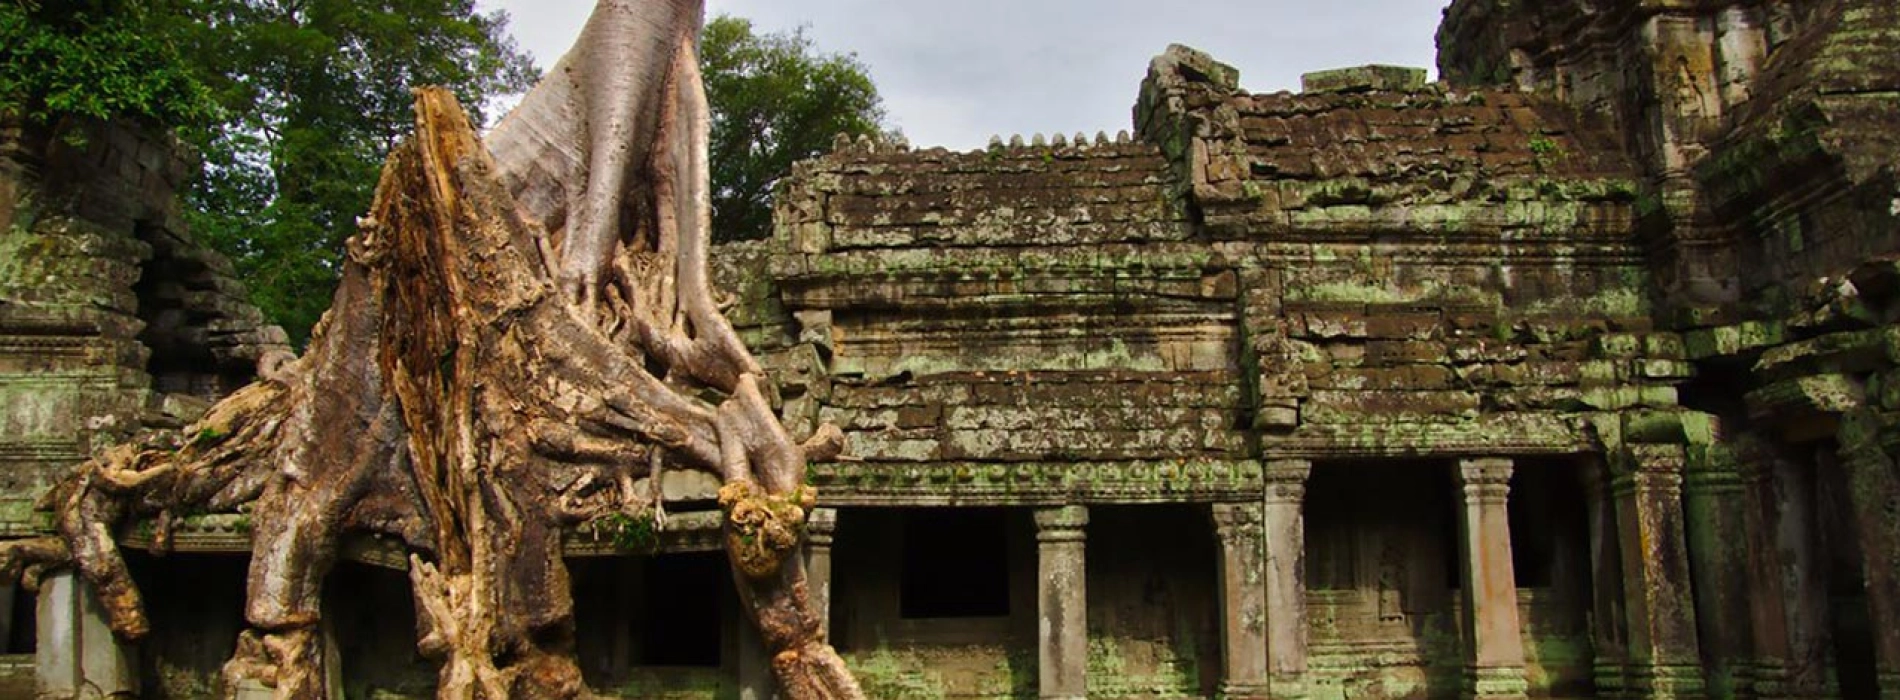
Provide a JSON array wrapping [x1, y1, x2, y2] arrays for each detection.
[[0, 1, 865, 697]]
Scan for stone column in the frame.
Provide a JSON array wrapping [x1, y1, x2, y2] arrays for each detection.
[[1775, 446, 1833, 697], [1738, 441, 1795, 700], [1454, 458, 1530, 699], [804, 507, 838, 639], [36, 572, 80, 697], [1585, 458, 1630, 697], [1612, 444, 1707, 699], [1263, 459, 1311, 700], [1034, 505, 1088, 700], [37, 571, 137, 699], [736, 602, 775, 700], [1212, 501, 1268, 698], [1682, 449, 1752, 699], [1837, 419, 1900, 698], [1713, 5, 1767, 108]]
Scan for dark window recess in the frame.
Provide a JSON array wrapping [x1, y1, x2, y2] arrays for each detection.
[[1507, 461, 1587, 590], [6, 589, 33, 653], [899, 509, 1010, 619], [638, 552, 722, 666]]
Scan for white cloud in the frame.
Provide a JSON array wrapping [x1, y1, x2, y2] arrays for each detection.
[[480, 1, 1452, 149]]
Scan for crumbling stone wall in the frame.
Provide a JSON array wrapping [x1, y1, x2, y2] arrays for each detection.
[[1443, 1, 1900, 696], [753, 40, 1679, 697], [0, 118, 288, 536], [4, 0, 1896, 697], [0, 118, 287, 695]]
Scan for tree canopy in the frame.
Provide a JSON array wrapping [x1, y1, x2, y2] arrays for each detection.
[[0, 0, 537, 346], [702, 15, 886, 242], [180, 0, 538, 346], [0, 0, 217, 130]]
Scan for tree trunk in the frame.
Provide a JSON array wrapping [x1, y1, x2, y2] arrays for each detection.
[[0, 2, 865, 697]]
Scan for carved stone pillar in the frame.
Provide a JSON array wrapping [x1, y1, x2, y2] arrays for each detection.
[[1682, 447, 1752, 699], [1455, 458, 1529, 699], [1612, 445, 1707, 699], [1837, 415, 1900, 698], [37, 571, 137, 699], [1636, 13, 1720, 177], [1738, 441, 1795, 700], [36, 571, 79, 697], [736, 601, 774, 700], [1263, 459, 1311, 700], [1212, 501, 1268, 698], [1713, 5, 1767, 108], [1035, 505, 1088, 700], [1775, 446, 1833, 697], [1585, 458, 1630, 697], [804, 507, 838, 639]]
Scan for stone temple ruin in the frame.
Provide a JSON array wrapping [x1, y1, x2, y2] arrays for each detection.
[[2, 0, 1899, 697]]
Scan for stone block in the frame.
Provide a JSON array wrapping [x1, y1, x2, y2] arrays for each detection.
[[1302, 65, 1429, 94]]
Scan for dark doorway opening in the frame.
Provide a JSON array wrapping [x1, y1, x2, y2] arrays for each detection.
[[899, 508, 1010, 619], [638, 552, 724, 667]]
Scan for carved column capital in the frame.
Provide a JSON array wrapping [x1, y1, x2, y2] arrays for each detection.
[[1211, 502, 1265, 549], [805, 507, 838, 547], [1613, 444, 1687, 496], [1035, 505, 1089, 543], [1263, 459, 1312, 505], [1458, 457, 1514, 505]]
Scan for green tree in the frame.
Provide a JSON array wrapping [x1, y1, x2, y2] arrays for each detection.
[[0, 0, 216, 132], [701, 15, 886, 242], [1, 0, 535, 345], [182, 0, 537, 344]]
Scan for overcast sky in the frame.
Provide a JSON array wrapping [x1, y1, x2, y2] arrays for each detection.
[[478, 1, 1453, 150]]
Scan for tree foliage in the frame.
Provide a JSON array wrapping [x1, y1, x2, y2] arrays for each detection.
[[0, 0, 216, 129], [0, 0, 537, 345], [181, 0, 538, 345], [701, 15, 886, 242]]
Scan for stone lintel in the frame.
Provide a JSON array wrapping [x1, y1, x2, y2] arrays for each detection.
[[1301, 65, 1430, 94]]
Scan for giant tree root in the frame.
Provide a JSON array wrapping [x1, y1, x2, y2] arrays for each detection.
[[8, 0, 866, 694], [4, 83, 861, 699]]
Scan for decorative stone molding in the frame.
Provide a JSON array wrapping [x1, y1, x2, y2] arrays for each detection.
[[807, 459, 1264, 506], [1457, 457, 1515, 503]]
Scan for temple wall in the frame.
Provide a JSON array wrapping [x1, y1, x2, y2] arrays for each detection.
[[0, 119, 287, 534], [0, 117, 291, 696], [1, 0, 1897, 697]]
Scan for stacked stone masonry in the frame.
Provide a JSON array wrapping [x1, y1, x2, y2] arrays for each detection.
[[0, 115, 292, 695], [3, 0, 1899, 698]]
